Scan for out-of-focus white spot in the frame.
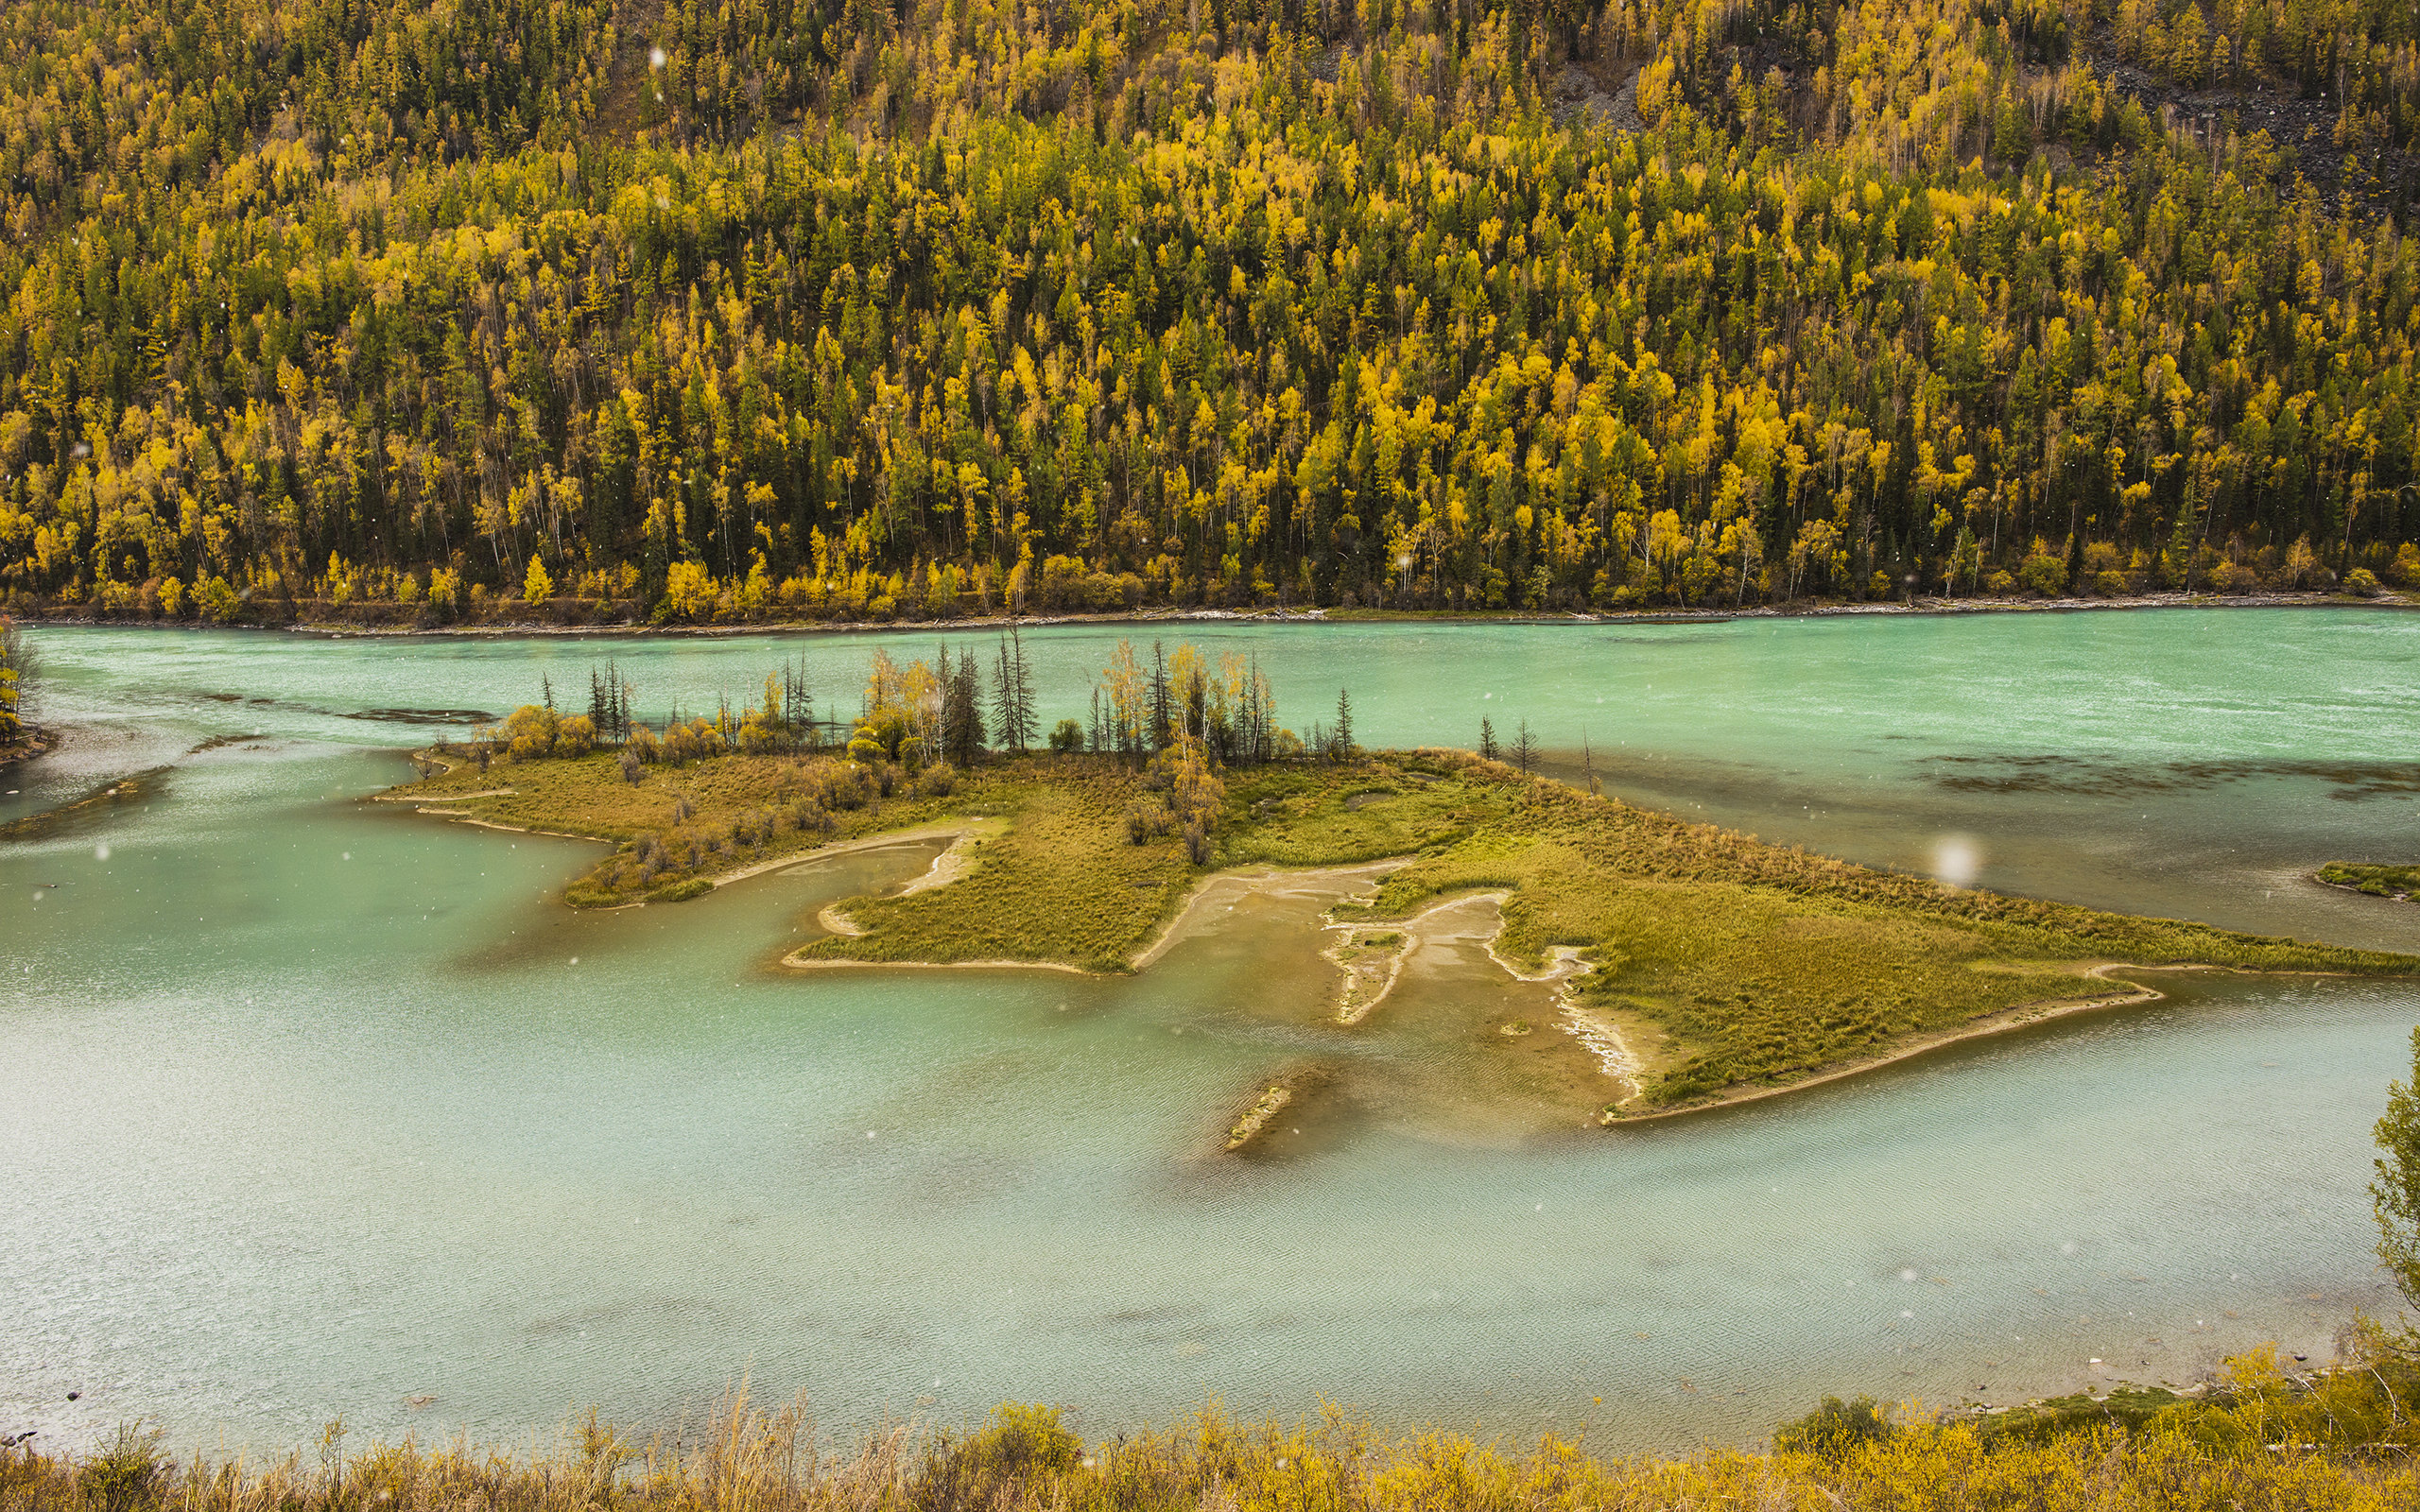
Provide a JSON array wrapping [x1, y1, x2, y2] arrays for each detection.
[[2061, 1241, 2078, 1256], [649, 47, 667, 69], [95, 843, 111, 861], [341, 850, 351, 860], [1932, 833, 1981, 888], [1900, 1267, 1917, 1281]]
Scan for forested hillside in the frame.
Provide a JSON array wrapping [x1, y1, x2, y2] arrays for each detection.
[[1, 0, 2414, 623]]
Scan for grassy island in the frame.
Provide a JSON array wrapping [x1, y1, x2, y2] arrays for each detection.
[[2318, 863, 2420, 901], [387, 691, 2415, 1120]]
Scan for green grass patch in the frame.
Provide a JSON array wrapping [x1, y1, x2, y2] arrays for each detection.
[[792, 767, 1198, 973]]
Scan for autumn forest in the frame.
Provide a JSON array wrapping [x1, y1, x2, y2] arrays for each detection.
[[1, 0, 2415, 624]]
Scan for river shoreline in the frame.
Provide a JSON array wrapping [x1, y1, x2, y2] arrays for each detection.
[[10, 588, 2415, 640], [1601, 963, 2185, 1126]]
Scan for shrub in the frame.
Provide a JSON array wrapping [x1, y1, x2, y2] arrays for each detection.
[[76, 1424, 164, 1512], [804, 760, 872, 811], [2209, 560, 2256, 593], [1048, 718, 1084, 753], [1775, 1395, 1895, 1460], [2346, 567, 2381, 597], [503, 705, 560, 761], [648, 877, 712, 902], [919, 762, 958, 797], [662, 718, 727, 765], [195, 575, 241, 623], [1123, 800, 1168, 844], [912, 1403, 1080, 1512], [2017, 553, 2068, 596], [554, 713, 595, 757], [619, 748, 643, 783]]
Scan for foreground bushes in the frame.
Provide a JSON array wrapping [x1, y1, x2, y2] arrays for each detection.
[[5, 1371, 2417, 1512]]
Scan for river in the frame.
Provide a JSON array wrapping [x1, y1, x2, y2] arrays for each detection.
[[3, 608, 2415, 1454]]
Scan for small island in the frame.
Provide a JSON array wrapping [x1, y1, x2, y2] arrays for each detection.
[[2317, 862, 2420, 902], [381, 640, 2418, 1129]]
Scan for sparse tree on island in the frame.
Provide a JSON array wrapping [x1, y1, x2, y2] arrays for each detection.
[[779, 658, 815, 749], [943, 644, 986, 765], [1511, 719, 1538, 773], [1331, 687, 1355, 760], [588, 661, 635, 744], [1240, 656, 1276, 765], [992, 627, 1035, 753], [1478, 716, 1498, 761], [1149, 641, 1173, 751], [1012, 629, 1036, 748], [1101, 639, 1146, 761]]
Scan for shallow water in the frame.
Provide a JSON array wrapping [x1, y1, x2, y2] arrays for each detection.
[[3, 610, 2417, 1454]]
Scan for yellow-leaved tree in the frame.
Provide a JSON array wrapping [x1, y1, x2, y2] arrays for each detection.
[[524, 556, 554, 606]]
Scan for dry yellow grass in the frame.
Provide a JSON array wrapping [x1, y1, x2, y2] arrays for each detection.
[[9, 1351, 2418, 1512]]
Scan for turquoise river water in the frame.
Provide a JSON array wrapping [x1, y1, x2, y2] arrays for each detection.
[[4, 607, 2418, 1455]]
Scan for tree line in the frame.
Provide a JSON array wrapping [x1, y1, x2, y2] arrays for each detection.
[[468, 628, 1326, 773], [0, 0, 2412, 627]]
